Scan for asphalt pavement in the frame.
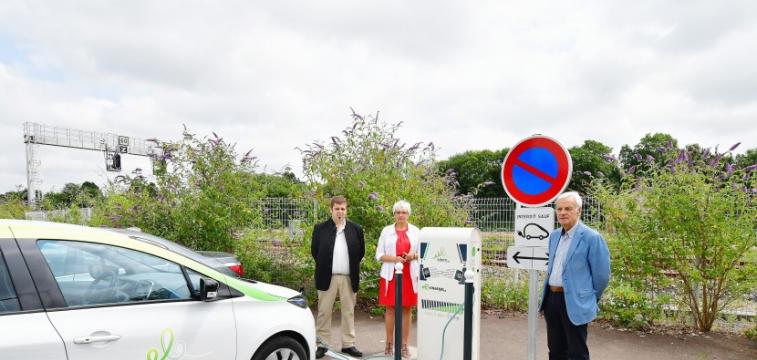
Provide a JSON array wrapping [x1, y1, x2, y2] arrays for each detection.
[[315, 309, 756, 360]]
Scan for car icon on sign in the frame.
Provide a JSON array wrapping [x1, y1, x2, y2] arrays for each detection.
[[517, 223, 549, 240]]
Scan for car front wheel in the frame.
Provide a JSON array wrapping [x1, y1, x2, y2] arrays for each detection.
[[252, 336, 307, 360]]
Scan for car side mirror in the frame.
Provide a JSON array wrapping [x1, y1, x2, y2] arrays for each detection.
[[200, 278, 219, 302]]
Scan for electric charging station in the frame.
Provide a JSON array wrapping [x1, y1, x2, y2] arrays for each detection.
[[417, 227, 482, 360]]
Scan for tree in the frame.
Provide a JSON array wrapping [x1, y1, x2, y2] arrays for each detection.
[[252, 169, 306, 198], [595, 144, 756, 331], [568, 140, 621, 194], [736, 148, 757, 169], [437, 149, 509, 197], [619, 133, 679, 174], [40, 182, 102, 209], [80, 181, 103, 200]]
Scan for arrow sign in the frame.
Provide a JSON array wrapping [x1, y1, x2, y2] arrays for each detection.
[[507, 246, 549, 271], [512, 251, 548, 264]]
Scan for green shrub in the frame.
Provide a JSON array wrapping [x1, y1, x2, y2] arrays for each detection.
[[481, 276, 529, 312], [0, 197, 27, 219], [299, 110, 469, 307], [594, 146, 757, 332], [599, 280, 665, 330], [91, 130, 263, 252], [745, 323, 757, 341]]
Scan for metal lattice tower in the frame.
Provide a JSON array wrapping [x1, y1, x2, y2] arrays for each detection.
[[23, 122, 163, 207]]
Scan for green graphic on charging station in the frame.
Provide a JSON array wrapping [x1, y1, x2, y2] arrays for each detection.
[[146, 328, 175, 360]]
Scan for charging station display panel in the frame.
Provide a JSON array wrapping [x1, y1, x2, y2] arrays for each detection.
[[418, 227, 482, 360]]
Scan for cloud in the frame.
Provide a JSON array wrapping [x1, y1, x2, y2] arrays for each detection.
[[0, 0, 755, 193]]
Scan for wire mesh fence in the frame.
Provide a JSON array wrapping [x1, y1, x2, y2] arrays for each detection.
[[250, 196, 602, 267]]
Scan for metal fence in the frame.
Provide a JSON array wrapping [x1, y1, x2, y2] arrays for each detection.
[[253, 196, 602, 266]]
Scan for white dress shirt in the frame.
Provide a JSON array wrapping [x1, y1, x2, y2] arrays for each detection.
[[548, 223, 579, 287], [331, 222, 350, 275]]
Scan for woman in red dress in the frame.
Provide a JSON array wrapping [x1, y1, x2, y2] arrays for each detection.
[[375, 200, 419, 357]]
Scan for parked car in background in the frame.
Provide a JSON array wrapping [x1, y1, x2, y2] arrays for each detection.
[[110, 228, 245, 277]]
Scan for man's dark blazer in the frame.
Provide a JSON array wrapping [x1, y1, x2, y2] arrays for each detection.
[[311, 218, 365, 292]]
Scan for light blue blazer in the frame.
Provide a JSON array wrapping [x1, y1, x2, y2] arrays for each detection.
[[540, 221, 611, 325]]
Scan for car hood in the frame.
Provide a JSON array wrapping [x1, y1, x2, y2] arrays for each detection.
[[225, 276, 300, 301]]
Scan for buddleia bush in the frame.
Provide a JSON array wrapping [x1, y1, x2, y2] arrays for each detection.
[[595, 143, 756, 331], [91, 129, 263, 252], [299, 110, 469, 305]]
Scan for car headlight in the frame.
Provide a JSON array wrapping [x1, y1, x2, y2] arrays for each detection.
[[287, 295, 308, 309]]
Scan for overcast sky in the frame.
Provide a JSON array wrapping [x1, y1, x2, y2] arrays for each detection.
[[1, 1, 756, 193]]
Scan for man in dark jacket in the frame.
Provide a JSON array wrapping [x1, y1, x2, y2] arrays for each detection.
[[312, 196, 365, 358]]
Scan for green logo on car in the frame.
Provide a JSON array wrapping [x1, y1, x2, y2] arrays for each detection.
[[146, 328, 174, 360]]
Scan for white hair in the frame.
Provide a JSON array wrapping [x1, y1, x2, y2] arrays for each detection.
[[392, 200, 412, 215], [555, 191, 582, 209]]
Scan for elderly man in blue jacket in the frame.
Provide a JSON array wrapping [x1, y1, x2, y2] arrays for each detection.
[[540, 191, 611, 360]]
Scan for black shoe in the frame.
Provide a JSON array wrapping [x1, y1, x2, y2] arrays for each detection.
[[341, 346, 363, 357], [316, 346, 328, 358]]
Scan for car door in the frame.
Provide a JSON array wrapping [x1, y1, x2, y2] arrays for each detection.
[[23, 238, 237, 360], [0, 232, 67, 359]]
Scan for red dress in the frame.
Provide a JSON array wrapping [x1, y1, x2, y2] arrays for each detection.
[[379, 229, 418, 307]]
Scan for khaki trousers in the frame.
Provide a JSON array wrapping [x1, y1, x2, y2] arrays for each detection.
[[316, 274, 357, 348]]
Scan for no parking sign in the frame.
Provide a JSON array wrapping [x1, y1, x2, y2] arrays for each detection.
[[500, 135, 572, 207]]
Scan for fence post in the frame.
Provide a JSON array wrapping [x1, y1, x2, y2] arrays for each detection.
[[313, 198, 318, 224], [394, 262, 403, 360]]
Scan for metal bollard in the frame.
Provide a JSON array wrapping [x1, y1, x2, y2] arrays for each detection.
[[463, 270, 474, 360], [394, 262, 403, 360]]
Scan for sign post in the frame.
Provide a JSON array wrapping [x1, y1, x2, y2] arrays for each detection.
[[501, 135, 572, 360]]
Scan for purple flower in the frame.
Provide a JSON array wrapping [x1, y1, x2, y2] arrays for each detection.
[[582, 171, 592, 176], [602, 154, 617, 162], [368, 192, 379, 201], [745, 164, 757, 172], [376, 205, 385, 211], [674, 150, 686, 165], [628, 165, 636, 174], [709, 154, 723, 166], [646, 155, 655, 164], [729, 142, 741, 152], [634, 153, 642, 162], [725, 163, 735, 175]]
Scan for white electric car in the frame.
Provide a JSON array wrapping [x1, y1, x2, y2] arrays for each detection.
[[0, 220, 315, 360]]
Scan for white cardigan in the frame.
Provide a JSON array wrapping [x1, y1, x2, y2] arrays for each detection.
[[375, 223, 420, 296]]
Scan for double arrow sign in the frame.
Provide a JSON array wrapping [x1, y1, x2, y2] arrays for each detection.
[[507, 246, 549, 271], [511, 251, 548, 264]]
